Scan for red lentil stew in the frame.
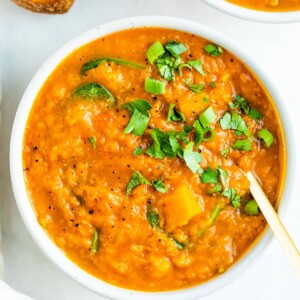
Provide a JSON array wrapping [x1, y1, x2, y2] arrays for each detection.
[[227, 0, 300, 12], [23, 28, 285, 291]]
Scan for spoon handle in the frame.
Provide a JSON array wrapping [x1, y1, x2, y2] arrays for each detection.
[[247, 172, 300, 276]]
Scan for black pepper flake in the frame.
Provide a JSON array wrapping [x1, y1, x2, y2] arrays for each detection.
[[75, 223, 79, 227], [153, 96, 157, 101], [88, 210, 94, 214], [122, 218, 125, 221], [35, 159, 39, 162], [148, 199, 152, 204], [33, 146, 38, 151]]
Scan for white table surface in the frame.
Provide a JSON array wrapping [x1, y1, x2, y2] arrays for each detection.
[[0, 0, 300, 299]]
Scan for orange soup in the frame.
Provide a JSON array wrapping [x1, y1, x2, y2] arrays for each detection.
[[227, 0, 300, 11], [23, 28, 285, 291]]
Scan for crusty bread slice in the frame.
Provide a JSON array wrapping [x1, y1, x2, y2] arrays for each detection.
[[12, 0, 75, 14]]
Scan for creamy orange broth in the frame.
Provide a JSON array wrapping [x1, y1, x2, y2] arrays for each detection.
[[23, 28, 285, 291], [227, 0, 300, 11]]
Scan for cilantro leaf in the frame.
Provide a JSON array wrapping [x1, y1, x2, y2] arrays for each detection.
[[222, 187, 241, 209], [133, 146, 143, 156], [201, 167, 219, 184], [187, 59, 205, 76], [188, 83, 205, 94], [219, 112, 232, 130], [122, 99, 152, 136], [152, 178, 168, 193], [145, 129, 167, 159], [167, 103, 186, 122], [146, 208, 160, 228], [249, 108, 263, 121], [208, 183, 223, 194], [126, 171, 151, 196], [73, 83, 115, 103], [217, 166, 228, 187], [220, 148, 230, 158], [183, 142, 202, 174]]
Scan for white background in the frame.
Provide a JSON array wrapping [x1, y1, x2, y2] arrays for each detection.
[[0, 0, 300, 299]]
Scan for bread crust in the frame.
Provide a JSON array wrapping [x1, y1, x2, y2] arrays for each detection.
[[12, 0, 75, 14]]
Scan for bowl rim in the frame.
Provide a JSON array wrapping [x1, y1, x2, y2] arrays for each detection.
[[202, 0, 300, 23], [10, 15, 298, 300]]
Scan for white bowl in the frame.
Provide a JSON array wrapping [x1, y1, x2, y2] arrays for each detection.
[[202, 0, 300, 23], [10, 16, 297, 300]]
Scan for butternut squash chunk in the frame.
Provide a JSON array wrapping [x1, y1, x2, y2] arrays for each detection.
[[163, 183, 202, 231]]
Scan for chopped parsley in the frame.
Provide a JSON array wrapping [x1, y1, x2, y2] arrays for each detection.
[[220, 147, 230, 158]]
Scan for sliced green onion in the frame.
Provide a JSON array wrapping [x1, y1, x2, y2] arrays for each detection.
[[145, 78, 166, 95], [199, 107, 216, 128], [146, 41, 165, 64], [188, 83, 205, 94], [204, 44, 223, 57], [232, 139, 252, 151], [203, 127, 216, 142], [165, 42, 187, 57], [257, 128, 274, 148]]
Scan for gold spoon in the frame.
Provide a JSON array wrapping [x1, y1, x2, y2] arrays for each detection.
[[247, 171, 300, 276]]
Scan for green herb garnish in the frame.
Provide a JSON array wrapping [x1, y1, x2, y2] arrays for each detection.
[[199, 107, 216, 128], [210, 81, 216, 88], [257, 128, 274, 148], [167, 103, 186, 122], [146, 41, 165, 64], [222, 187, 241, 209], [219, 112, 232, 130], [188, 83, 205, 94], [126, 171, 151, 196], [249, 108, 263, 121], [80, 57, 145, 75], [89, 229, 99, 255], [145, 78, 166, 95], [146, 208, 160, 228], [232, 139, 252, 151], [208, 183, 223, 194], [152, 178, 168, 193], [133, 146, 143, 156], [244, 199, 259, 215], [201, 167, 219, 184], [165, 41, 187, 57], [73, 83, 114, 102], [220, 148, 230, 158], [183, 142, 202, 174], [204, 44, 223, 57], [88, 137, 96, 149], [187, 59, 205, 76], [122, 99, 152, 136]]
